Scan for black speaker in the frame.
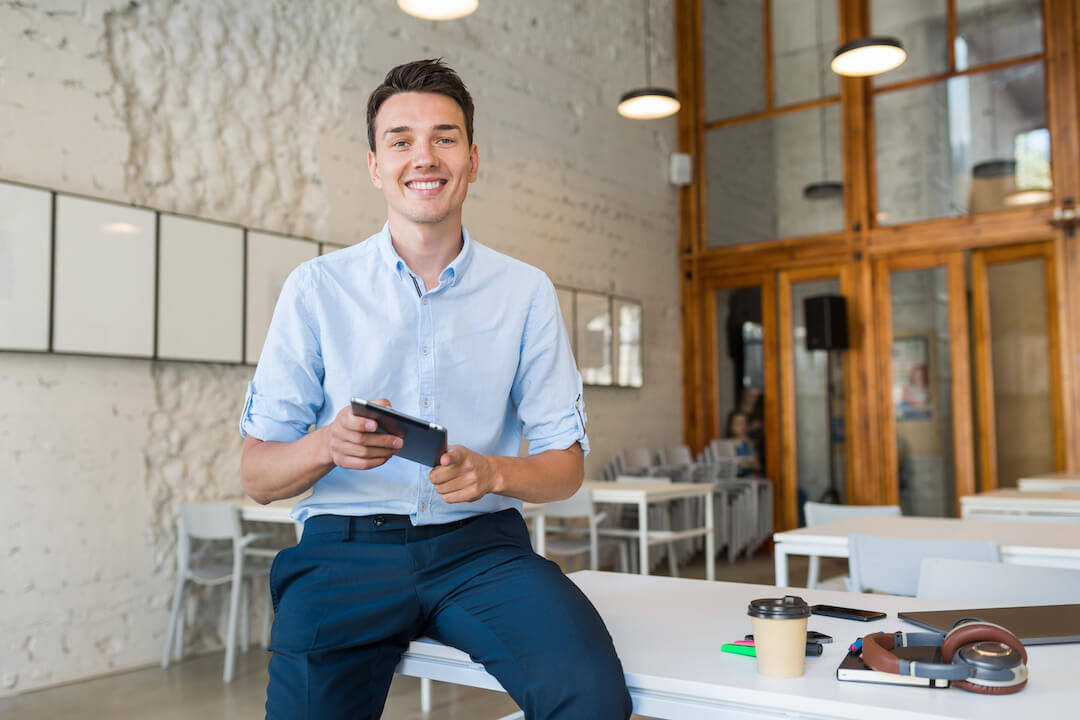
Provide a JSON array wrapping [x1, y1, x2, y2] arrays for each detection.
[[804, 295, 848, 350]]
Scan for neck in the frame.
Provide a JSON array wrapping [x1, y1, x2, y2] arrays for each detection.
[[387, 214, 464, 290]]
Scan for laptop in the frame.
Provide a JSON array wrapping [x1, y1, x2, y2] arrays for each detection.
[[898, 604, 1080, 645]]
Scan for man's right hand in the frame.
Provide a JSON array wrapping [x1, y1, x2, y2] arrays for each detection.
[[326, 398, 403, 470]]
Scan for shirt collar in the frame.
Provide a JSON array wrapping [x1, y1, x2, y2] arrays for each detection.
[[376, 222, 474, 288]]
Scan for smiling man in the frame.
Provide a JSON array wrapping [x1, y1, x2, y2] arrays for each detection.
[[239, 59, 632, 719]]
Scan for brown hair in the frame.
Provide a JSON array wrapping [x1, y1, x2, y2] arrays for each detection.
[[366, 58, 475, 150]]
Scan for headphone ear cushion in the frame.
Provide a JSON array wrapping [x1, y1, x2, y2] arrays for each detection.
[[954, 678, 1028, 695], [941, 623, 1027, 663]]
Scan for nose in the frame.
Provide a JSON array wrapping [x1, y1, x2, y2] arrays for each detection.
[[411, 143, 439, 169]]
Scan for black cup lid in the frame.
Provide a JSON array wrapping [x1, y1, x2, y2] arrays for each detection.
[[748, 595, 810, 619]]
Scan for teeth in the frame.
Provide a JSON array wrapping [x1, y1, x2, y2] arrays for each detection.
[[409, 181, 441, 190]]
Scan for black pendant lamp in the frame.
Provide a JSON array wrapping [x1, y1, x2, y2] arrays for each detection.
[[803, 1, 843, 201], [831, 36, 907, 77], [618, 0, 680, 119], [397, 0, 477, 21]]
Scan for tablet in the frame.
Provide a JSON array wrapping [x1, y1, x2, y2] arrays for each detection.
[[350, 398, 448, 468]]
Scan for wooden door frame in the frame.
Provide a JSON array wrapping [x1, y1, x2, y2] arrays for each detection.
[[699, 271, 780, 514], [971, 241, 1065, 491], [872, 252, 975, 515], [777, 264, 854, 530]]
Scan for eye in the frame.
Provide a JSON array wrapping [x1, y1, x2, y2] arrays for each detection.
[[436, 137, 455, 145], [390, 140, 409, 148]]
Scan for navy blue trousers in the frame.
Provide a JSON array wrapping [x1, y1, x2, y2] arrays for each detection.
[[265, 508, 632, 719]]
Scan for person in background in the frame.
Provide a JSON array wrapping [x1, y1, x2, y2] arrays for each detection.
[[726, 409, 761, 477]]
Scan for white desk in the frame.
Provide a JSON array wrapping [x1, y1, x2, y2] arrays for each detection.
[[588, 479, 716, 581], [961, 489, 1080, 522], [396, 571, 1077, 720], [773, 515, 1080, 587], [1018, 471, 1080, 492], [234, 495, 547, 554]]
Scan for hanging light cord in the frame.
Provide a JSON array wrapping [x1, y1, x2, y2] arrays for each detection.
[[815, 0, 828, 181], [643, 0, 653, 87]]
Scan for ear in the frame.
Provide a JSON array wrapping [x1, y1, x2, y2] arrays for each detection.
[[468, 144, 479, 182], [367, 150, 382, 189]]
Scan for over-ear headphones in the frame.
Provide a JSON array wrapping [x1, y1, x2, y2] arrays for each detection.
[[861, 619, 1028, 694]]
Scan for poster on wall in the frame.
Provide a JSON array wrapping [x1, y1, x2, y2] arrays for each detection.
[[576, 290, 612, 386], [157, 214, 244, 363], [892, 334, 932, 421], [53, 195, 156, 357], [613, 298, 643, 387], [245, 230, 320, 365], [0, 182, 52, 351]]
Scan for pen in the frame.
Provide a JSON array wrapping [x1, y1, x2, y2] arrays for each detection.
[[722, 642, 824, 657]]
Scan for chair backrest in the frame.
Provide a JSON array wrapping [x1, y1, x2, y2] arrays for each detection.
[[916, 558, 1080, 606], [180, 502, 243, 541], [804, 501, 901, 527], [710, 439, 737, 458], [620, 447, 654, 473], [660, 445, 694, 466], [544, 486, 594, 519], [848, 533, 1000, 596]]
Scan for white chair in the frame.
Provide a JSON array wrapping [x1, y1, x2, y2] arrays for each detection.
[[619, 447, 654, 474], [660, 445, 694, 466], [916, 558, 1080, 605], [162, 502, 276, 682], [543, 487, 629, 572], [802, 502, 901, 588], [847, 534, 1000, 596]]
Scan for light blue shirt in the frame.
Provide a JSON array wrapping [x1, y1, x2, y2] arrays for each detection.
[[239, 223, 588, 525]]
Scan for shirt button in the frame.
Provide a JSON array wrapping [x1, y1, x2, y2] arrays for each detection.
[[422, 346, 430, 355], [423, 399, 430, 408], [422, 298, 429, 305], [421, 504, 427, 511]]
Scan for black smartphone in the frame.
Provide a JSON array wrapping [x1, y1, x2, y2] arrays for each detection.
[[745, 630, 833, 644], [350, 398, 448, 468], [810, 604, 886, 622]]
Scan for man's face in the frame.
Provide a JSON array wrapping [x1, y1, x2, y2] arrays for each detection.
[[368, 91, 478, 228]]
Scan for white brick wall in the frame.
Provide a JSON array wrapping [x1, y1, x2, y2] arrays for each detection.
[[0, 0, 680, 694]]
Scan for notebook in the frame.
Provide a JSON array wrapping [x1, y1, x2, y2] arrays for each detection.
[[898, 604, 1080, 645], [836, 647, 949, 688]]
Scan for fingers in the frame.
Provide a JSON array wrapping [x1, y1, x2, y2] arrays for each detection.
[[374, 397, 392, 408]]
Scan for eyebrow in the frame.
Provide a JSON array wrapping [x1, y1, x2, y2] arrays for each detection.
[[382, 123, 463, 137]]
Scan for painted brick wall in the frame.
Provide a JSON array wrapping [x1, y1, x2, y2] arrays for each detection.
[[0, 0, 680, 694]]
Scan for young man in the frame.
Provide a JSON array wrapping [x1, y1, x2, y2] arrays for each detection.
[[239, 59, 632, 719]]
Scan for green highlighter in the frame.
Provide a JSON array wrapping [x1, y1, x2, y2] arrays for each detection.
[[721, 643, 757, 657]]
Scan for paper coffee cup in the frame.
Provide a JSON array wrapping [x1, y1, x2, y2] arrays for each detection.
[[747, 595, 810, 678]]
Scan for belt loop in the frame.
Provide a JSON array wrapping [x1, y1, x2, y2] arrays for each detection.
[[344, 516, 354, 542]]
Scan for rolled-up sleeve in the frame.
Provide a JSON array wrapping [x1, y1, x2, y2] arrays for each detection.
[[238, 265, 325, 443], [511, 277, 589, 456]]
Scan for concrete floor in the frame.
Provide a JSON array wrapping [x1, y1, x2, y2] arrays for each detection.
[[0, 551, 839, 719]]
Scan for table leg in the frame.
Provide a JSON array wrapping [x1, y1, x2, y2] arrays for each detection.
[[774, 543, 790, 587], [638, 499, 649, 576], [704, 491, 715, 582], [534, 512, 546, 557], [420, 677, 431, 712]]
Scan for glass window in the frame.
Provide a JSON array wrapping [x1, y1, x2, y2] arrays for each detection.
[[703, 0, 766, 121], [706, 104, 843, 247], [771, 0, 839, 107], [875, 62, 1048, 225], [791, 279, 846, 506], [576, 291, 611, 386], [955, 0, 1043, 71], [870, 0, 947, 85], [890, 267, 955, 517], [613, 299, 643, 388]]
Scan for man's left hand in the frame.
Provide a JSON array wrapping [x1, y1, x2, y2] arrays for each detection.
[[428, 445, 501, 503]]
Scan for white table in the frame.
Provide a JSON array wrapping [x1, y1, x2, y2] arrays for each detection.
[[588, 479, 716, 581], [773, 515, 1080, 587], [234, 495, 548, 554], [1019, 471, 1080, 492], [396, 571, 1078, 719], [961, 489, 1080, 522]]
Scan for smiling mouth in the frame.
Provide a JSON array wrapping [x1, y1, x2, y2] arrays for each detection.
[[406, 179, 447, 191]]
